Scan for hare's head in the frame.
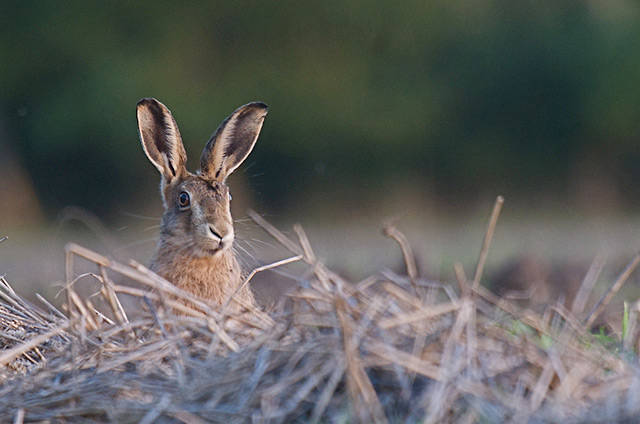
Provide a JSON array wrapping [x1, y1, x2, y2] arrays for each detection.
[[137, 98, 267, 258]]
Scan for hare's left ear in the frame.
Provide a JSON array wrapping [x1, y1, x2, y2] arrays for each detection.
[[137, 98, 187, 184], [200, 102, 267, 182]]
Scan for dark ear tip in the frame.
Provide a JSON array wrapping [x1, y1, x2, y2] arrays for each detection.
[[137, 98, 159, 108], [247, 101, 268, 113]]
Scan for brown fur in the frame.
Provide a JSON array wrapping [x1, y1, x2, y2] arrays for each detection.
[[152, 244, 254, 311], [136, 98, 267, 312]]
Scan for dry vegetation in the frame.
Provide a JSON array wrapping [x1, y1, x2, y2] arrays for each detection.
[[2, 199, 640, 423]]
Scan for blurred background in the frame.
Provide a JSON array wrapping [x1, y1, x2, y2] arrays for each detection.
[[2, 1, 640, 307]]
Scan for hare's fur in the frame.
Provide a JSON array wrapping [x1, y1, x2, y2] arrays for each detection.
[[137, 98, 267, 312]]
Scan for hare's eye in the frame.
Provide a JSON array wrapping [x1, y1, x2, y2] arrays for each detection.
[[228, 193, 232, 201], [178, 192, 190, 209]]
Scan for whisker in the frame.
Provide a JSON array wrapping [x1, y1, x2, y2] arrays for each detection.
[[237, 239, 260, 256], [119, 211, 162, 221], [235, 243, 258, 267], [113, 237, 159, 252], [240, 160, 257, 174], [249, 238, 278, 249]]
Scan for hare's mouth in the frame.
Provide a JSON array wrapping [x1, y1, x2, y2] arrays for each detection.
[[205, 247, 222, 256], [201, 240, 229, 256]]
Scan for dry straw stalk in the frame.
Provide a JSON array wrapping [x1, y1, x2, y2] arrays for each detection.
[[1, 198, 640, 422]]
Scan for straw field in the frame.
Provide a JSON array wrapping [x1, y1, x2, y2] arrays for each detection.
[[1, 198, 640, 423]]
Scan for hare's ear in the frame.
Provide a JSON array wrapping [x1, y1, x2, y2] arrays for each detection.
[[137, 98, 187, 184], [200, 102, 267, 182]]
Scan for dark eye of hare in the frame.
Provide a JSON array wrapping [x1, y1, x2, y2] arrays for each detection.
[[178, 191, 190, 209]]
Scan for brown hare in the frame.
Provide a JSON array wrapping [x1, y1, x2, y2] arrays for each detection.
[[137, 98, 267, 313]]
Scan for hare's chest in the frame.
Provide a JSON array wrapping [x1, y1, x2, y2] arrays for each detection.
[[154, 254, 242, 305]]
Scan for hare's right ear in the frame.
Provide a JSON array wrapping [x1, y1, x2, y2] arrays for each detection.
[[137, 98, 187, 184], [200, 102, 268, 182]]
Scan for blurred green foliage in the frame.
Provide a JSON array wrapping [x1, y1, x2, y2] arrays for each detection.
[[2, 1, 640, 219]]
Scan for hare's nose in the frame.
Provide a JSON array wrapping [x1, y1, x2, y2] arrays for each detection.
[[208, 224, 223, 240]]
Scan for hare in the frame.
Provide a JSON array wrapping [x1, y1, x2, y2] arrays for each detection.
[[137, 98, 267, 313]]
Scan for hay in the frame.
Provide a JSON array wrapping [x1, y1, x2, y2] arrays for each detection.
[[2, 200, 640, 423]]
